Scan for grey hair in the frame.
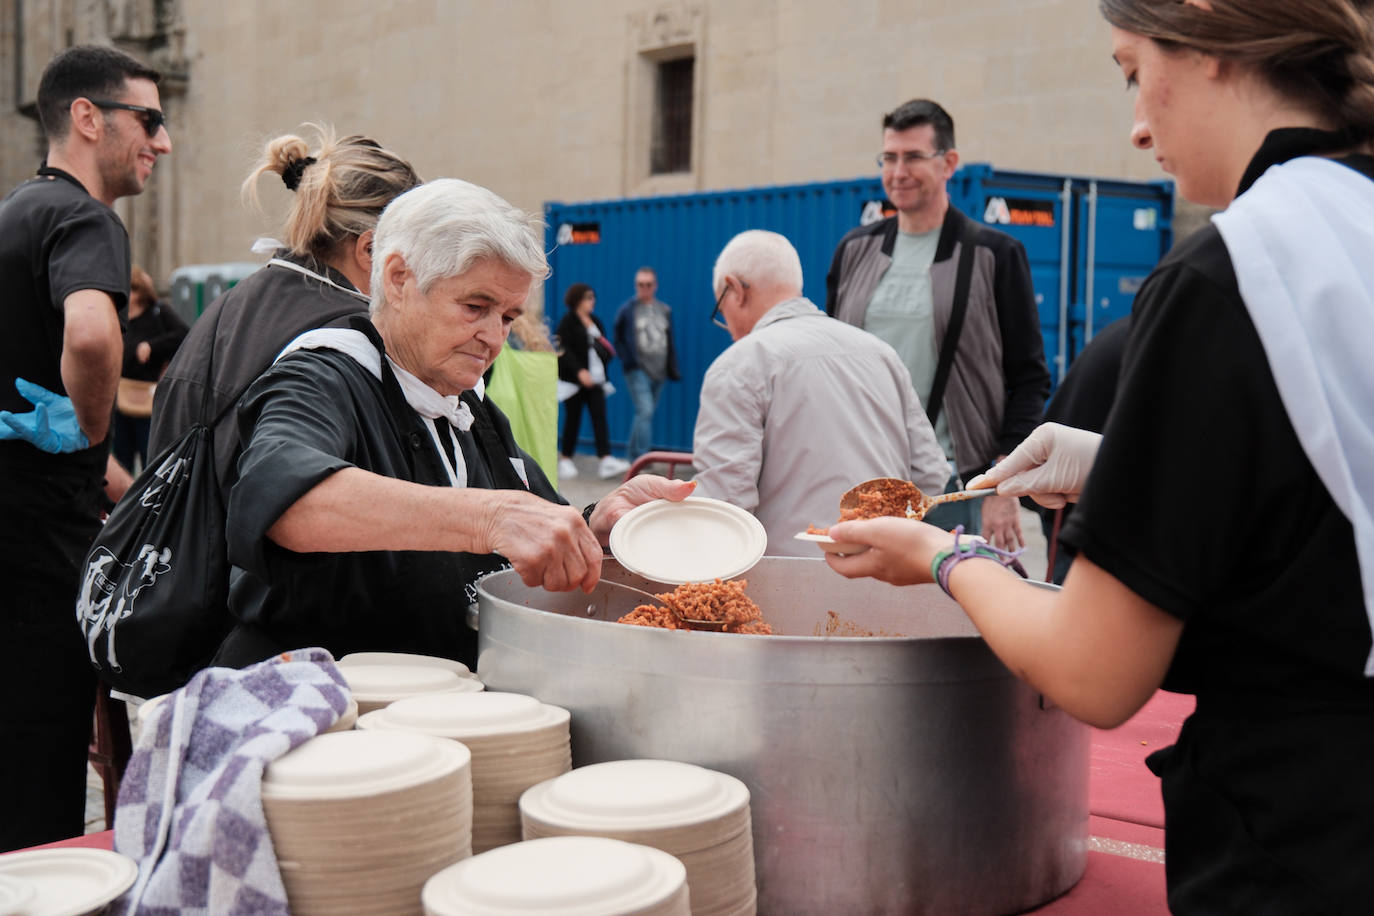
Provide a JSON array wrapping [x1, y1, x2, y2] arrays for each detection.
[[712, 229, 804, 296], [369, 178, 549, 316]]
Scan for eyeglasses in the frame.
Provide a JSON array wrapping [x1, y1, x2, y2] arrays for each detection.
[[876, 150, 945, 169], [635, 280, 655, 288], [87, 99, 166, 137], [710, 280, 748, 331]]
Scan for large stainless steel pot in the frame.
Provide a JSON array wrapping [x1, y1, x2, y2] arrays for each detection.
[[475, 558, 1088, 915]]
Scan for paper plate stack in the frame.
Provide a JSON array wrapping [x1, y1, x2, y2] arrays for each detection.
[[356, 691, 571, 853], [336, 653, 484, 714], [0, 848, 136, 916], [337, 651, 476, 677], [421, 835, 690, 916], [261, 729, 473, 914], [520, 760, 756, 916]]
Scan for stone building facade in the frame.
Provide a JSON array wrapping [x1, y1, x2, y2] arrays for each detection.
[[2, 0, 1188, 291]]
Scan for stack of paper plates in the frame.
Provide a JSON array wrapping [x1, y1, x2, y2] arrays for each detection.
[[337, 652, 476, 679], [0, 848, 136, 916], [357, 691, 571, 853], [336, 657, 484, 715], [520, 760, 756, 916], [421, 836, 690, 916], [261, 730, 472, 914]]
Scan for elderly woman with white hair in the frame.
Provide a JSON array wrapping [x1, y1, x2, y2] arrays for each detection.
[[214, 179, 691, 669]]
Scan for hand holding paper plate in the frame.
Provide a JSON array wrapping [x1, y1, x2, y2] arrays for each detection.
[[608, 496, 766, 585]]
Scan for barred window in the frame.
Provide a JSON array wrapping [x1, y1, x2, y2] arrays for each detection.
[[650, 56, 694, 175]]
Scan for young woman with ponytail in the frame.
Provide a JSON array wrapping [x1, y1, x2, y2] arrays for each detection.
[[148, 124, 421, 487], [827, 2, 1374, 909]]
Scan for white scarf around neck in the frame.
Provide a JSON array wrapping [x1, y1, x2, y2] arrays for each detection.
[[274, 328, 486, 487], [1212, 155, 1374, 675]]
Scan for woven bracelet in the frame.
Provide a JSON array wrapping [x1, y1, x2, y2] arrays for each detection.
[[929, 526, 1029, 597]]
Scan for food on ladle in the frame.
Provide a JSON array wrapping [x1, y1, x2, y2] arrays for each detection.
[[618, 579, 773, 634]]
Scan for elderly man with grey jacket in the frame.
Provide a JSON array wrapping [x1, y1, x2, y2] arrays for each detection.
[[692, 230, 948, 557]]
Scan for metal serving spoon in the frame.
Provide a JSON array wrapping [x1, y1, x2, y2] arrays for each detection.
[[595, 582, 729, 631], [838, 477, 997, 522]]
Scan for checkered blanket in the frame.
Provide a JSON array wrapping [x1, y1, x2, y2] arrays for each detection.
[[110, 648, 350, 915]]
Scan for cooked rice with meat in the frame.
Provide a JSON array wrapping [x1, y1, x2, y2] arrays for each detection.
[[617, 578, 774, 634], [837, 479, 918, 522]]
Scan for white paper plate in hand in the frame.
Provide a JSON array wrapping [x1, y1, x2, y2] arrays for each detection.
[[793, 531, 869, 556], [609, 496, 766, 585]]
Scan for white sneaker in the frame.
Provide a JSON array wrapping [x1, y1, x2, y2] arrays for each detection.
[[558, 457, 579, 480], [598, 455, 631, 479]]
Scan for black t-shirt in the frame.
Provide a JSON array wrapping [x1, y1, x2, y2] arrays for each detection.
[[0, 167, 130, 474], [1060, 132, 1374, 701]]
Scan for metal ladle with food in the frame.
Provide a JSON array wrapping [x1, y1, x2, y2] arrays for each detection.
[[795, 477, 997, 555]]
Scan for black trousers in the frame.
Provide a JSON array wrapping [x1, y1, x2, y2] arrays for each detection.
[[0, 463, 102, 851], [561, 383, 611, 457]]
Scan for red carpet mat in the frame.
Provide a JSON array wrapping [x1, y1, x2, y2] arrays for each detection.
[[1089, 690, 1194, 829]]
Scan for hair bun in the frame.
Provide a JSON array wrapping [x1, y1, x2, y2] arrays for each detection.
[[281, 156, 317, 191]]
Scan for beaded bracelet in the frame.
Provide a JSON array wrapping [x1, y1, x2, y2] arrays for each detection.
[[929, 526, 1028, 597]]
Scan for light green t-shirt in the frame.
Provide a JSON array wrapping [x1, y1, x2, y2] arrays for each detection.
[[862, 228, 954, 458]]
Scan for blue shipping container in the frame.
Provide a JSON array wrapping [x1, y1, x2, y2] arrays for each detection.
[[545, 165, 1172, 455]]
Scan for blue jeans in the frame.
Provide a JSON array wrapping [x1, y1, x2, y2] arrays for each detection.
[[625, 369, 665, 460], [922, 468, 982, 535]]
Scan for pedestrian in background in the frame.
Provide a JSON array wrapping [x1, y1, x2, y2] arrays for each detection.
[[112, 265, 187, 471], [557, 283, 629, 480], [693, 230, 947, 556], [826, 99, 1049, 550], [613, 266, 680, 461], [486, 311, 560, 483]]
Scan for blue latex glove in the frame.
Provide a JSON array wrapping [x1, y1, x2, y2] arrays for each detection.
[[0, 378, 90, 453]]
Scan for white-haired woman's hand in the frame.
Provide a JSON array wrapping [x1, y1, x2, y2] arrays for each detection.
[[587, 476, 697, 545], [484, 491, 607, 593], [965, 422, 1101, 510]]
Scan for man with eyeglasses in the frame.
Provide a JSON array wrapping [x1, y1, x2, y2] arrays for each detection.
[[0, 44, 170, 851], [613, 266, 681, 461], [692, 230, 947, 557], [826, 99, 1049, 552]]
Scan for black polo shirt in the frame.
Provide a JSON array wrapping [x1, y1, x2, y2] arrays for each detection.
[[1061, 130, 1374, 698], [0, 166, 129, 477]]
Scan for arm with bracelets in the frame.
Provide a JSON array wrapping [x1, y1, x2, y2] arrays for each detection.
[[826, 506, 1181, 729]]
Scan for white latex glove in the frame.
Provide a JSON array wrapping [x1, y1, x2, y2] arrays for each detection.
[[965, 422, 1101, 509]]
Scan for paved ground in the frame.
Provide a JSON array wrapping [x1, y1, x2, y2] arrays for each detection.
[[84, 454, 1050, 832]]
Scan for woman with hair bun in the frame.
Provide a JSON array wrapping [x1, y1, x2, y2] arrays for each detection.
[[149, 123, 421, 487], [826, 1, 1374, 909]]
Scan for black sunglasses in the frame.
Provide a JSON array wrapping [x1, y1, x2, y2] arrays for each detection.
[[87, 99, 166, 137]]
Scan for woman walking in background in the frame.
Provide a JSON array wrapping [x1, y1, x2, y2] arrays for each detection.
[[113, 265, 187, 470], [557, 283, 629, 480], [826, 0, 1374, 909]]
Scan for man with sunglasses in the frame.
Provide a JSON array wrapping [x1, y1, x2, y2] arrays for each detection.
[[692, 230, 947, 557], [0, 44, 170, 851], [825, 99, 1048, 553]]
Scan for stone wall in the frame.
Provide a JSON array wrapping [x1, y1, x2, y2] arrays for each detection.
[[3, 0, 1168, 292]]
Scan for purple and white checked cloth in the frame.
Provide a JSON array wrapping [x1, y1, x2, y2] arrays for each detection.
[[110, 647, 351, 915]]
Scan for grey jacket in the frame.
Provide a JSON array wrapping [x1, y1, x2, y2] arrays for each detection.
[[825, 205, 1050, 478], [691, 298, 948, 557]]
